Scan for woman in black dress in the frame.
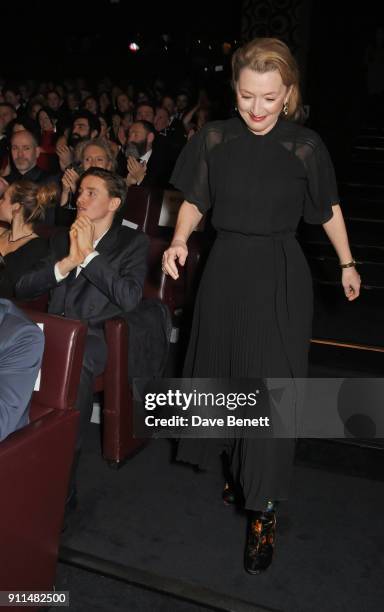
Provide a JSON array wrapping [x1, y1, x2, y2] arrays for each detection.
[[162, 38, 361, 573], [0, 180, 54, 298]]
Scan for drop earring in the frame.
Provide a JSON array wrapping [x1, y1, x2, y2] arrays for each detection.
[[282, 101, 288, 116]]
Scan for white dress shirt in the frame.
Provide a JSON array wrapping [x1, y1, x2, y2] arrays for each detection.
[[135, 149, 152, 186]]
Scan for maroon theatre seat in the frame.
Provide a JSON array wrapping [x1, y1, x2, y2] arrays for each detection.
[[95, 235, 187, 466], [0, 310, 86, 595], [121, 185, 157, 232]]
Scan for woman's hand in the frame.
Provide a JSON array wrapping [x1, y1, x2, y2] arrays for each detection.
[[342, 266, 361, 301], [56, 143, 74, 171], [162, 240, 188, 280], [61, 167, 80, 193]]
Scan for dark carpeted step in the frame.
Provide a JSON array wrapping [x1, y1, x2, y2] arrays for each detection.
[[306, 256, 384, 286], [311, 282, 384, 346], [299, 218, 384, 246], [338, 181, 384, 200], [300, 241, 384, 264], [339, 200, 384, 221]]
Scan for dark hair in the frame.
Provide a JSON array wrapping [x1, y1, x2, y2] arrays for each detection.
[[67, 90, 81, 103], [79, 167, 127, 211], [71, 110, 101, 136], [26, 96, 44, 118], [3, 84, 20, 97], [81, 95, 100, 114], [36, 106, 58, 133], [133, 119, 156, 137], [46, 89, 62, 100], [10, 180, 57, 225], [135, 101, 155, 113], [6, 119, 40, 144]]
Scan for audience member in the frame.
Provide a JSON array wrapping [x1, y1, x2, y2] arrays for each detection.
[[56, 111, 101, 171], [125, 120, 174, 188], [0, 298, 44, 442], [0, 181, 52, 297], [16, 167, 149, 503], [60, 137, 115, 207], [135, 102, 155, 124], [3, 130, 59, 189]]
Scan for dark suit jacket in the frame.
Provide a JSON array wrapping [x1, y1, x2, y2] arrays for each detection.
[[140, 138, 176, 189], [15, 223, 150, 332], [0, 299, 44, 441], [4, 164, 60, 188]]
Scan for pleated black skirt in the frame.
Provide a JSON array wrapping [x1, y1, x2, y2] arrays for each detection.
[[177, 231, 313, 510]]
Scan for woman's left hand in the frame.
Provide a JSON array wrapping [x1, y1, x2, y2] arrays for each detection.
[[342, 267, 361, 301]]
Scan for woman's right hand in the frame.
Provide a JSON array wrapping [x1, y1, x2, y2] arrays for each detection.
[[61, 168, 80, 193], [56, 143, 73, 171], [162, 240, 188, 279]]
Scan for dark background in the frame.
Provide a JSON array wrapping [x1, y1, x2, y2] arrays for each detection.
[[1, 0, 384, 146]]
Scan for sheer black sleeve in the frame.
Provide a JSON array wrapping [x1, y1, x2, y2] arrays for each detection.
[[303, 138, 339, 224], [170, 127, 211, 214]]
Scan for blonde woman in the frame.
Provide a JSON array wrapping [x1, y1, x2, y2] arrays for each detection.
[[162, 37, 360, 574]]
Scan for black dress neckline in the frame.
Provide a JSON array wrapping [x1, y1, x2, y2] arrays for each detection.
[[236, 114, 283, 139]]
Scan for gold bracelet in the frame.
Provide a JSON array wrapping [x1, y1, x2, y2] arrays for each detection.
[[339, 259, 356, 269]]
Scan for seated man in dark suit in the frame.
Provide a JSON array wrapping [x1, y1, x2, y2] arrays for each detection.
[[15, 167, 149, 500], [125, 120, 175, 189], [1, 129, 60, 224], [3, 129, 58, 187], [0, 299, 44, 442]]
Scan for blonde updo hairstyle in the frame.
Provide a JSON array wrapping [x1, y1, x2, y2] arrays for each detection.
[[10, 180, 58, 226], [231, 37, 303, 121]]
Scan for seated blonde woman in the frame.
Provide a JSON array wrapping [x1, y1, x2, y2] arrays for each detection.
[[60, 137, 115, 208]]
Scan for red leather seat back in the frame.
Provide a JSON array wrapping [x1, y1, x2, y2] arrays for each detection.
[[22, 310, 87, 416], [143, 237, 186, 312], [121, 186, 152, 231], [143, 188, 165, 236]]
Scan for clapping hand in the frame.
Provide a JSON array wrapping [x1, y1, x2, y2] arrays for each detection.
[[126, 156, 147, 185], [61, 167, 80, 193], [56, 143, 74, 171], [71, 215, 95, 260]]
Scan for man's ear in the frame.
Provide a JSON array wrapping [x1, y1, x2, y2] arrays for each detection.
[[91, 129, 98, 139], [147, 132, 155, 146], [35, 146, 41, 158], [109, 197, 121, 212]]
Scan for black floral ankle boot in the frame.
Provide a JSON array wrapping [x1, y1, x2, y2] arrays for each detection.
[[244, 510, 276, 574]]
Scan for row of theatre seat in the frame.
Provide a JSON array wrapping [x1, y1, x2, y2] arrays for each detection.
[[0, 187, 213, 597]]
